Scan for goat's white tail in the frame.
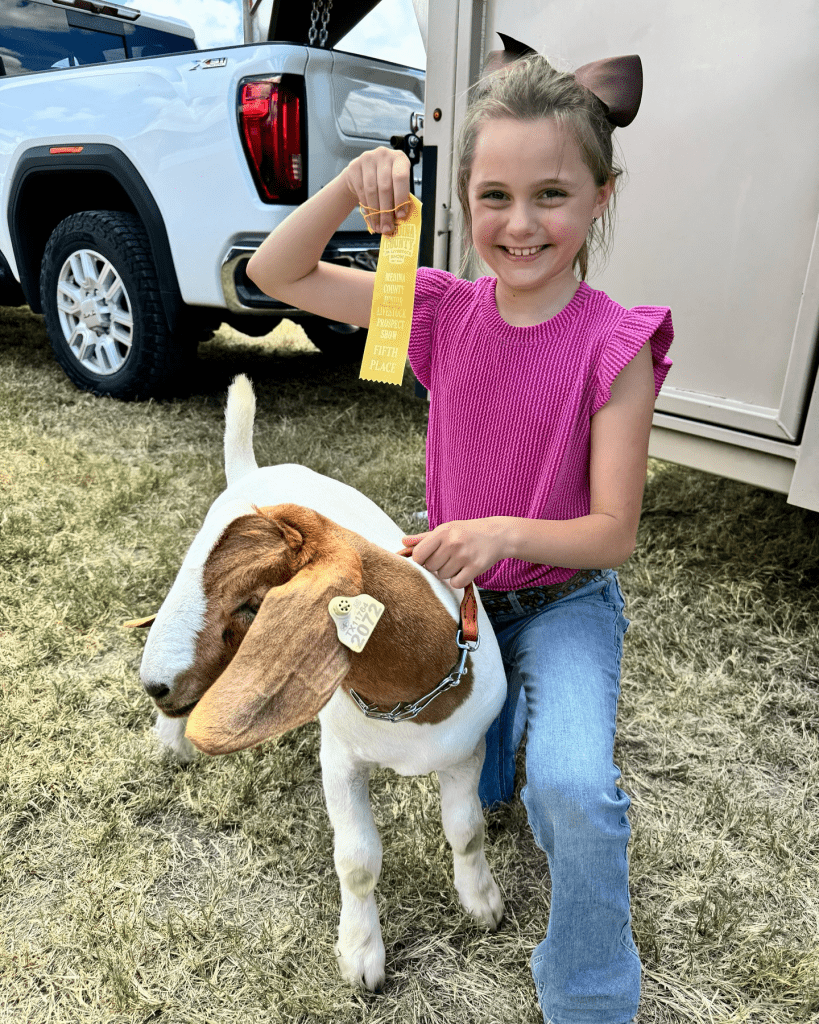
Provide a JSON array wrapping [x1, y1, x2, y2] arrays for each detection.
[[224, 375, 259, 486]]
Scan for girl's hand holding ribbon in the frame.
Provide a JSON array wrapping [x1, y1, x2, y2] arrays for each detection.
[[342, 146, 412, 235]]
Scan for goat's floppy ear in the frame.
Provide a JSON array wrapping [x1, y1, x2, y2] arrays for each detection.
[[185, 552, 363, 755]]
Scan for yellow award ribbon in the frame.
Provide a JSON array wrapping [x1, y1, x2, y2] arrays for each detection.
[[359, 193, 422, 385]]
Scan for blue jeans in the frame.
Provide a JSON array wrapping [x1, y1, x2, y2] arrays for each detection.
[[478, 569, 640, 1024]]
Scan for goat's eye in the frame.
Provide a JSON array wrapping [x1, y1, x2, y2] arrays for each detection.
[[222, 600, 259, 645], [232, 599, 260, 621]]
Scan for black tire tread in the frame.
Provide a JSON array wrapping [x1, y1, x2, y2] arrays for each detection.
[[40, 210, 187, 400]]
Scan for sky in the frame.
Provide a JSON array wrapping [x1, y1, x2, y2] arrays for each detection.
[[129, 0, 426, 67]]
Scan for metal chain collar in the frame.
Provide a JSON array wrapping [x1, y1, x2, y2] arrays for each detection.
[[308, 0, 333, 47], [348, 629, 480, 723]]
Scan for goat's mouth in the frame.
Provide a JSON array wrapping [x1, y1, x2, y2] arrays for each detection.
[[161, 699, 200, 718]]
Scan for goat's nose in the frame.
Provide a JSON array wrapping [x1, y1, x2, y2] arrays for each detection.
[[143, 681, 171, 699]]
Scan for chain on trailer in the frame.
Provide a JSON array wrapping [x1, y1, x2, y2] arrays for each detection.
[[308, 0, 333, 47]]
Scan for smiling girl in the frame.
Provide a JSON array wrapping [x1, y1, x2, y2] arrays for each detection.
[[247, 47, 673, 1024]]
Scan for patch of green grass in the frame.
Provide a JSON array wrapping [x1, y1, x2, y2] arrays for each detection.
[[1, 306, 817, 1023]]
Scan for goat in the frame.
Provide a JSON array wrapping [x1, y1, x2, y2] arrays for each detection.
[[133, 374, 506, 990]]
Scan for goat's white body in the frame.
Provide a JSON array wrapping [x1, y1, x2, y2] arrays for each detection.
[[143, 376, 507, 989]]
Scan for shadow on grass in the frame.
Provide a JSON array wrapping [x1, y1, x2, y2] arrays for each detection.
[[0, 302, 425, 416]]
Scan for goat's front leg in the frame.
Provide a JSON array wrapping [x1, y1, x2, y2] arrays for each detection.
[[154, 712, 197, 763], [437, 738, 504, 930], [319, 735, 385, 990]]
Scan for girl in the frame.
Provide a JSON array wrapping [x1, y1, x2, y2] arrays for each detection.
[[247, 50, 673, 1024]]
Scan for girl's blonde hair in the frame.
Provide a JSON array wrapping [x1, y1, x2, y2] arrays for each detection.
[[456, 54, 623, 280]]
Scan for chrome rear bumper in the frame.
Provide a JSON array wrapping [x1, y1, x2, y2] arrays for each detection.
[[220, 234, 379, 315]]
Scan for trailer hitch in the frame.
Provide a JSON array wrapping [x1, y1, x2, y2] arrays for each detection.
[[391, 111, 424, 177]]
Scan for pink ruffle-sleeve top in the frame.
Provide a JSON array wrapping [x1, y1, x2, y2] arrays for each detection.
[[408, 268, 674, 590]]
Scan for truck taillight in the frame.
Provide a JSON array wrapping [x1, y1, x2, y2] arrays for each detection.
[[238, 75, 306, 204]]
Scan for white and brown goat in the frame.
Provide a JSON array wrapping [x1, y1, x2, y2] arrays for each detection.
[[133, 374, 506, 990]]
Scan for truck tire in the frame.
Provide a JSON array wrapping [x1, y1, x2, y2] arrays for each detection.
[[40, 210, 185, 400]]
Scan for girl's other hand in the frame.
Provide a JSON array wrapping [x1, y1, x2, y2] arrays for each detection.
[[401, 519, 508, 589], [343, 147, 412, 235]]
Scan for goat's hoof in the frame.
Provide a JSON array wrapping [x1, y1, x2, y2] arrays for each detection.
[[335, 938, 386, 991], [460, 874, 504, 931], [163, 737, 198, 764]]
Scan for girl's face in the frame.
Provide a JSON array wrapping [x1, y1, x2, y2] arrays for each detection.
[[468, 116, 613, 309]]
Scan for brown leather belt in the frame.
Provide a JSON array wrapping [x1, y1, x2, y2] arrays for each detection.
[[478, 569, 604, 617]]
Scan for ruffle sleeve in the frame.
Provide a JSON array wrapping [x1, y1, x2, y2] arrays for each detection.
[[592, 306, 674, 416], [408, 267, 458, 389]]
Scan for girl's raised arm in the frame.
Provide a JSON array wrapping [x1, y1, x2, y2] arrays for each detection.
[[245, 148, 412, 329]]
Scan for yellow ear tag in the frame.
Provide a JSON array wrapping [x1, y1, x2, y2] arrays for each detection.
[[359, 193, 422, 385], [328, 594, 385, 653]]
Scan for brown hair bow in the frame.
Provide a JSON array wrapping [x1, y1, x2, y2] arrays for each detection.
[[485, 33, 643, 128]]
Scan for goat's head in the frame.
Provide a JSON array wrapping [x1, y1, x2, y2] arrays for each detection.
[[138, 502, 463, 755]]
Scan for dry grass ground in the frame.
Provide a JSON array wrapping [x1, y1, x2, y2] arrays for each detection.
[[1, 305, 817, 1024]]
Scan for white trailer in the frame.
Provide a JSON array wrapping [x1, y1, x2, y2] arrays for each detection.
[[416, 0, 819, 512]]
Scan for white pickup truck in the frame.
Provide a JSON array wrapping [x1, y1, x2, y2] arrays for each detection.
[[0, 0, 424, 398]]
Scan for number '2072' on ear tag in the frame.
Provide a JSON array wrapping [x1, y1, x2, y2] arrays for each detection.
[[328, 594, 385, 653], [359, 193, 422, 386]]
